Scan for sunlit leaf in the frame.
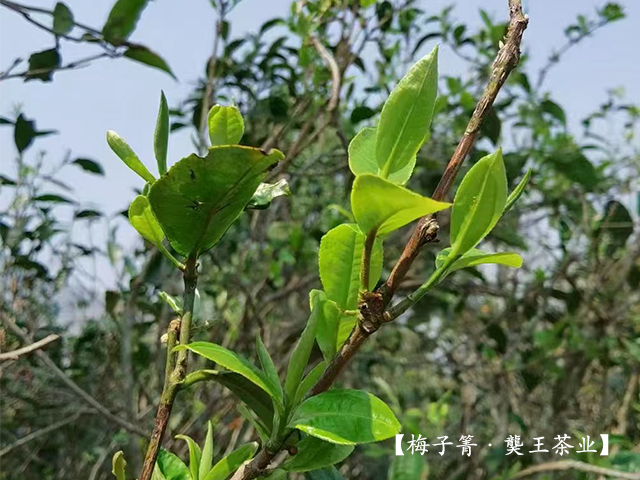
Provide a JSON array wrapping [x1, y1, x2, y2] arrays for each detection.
[[154, 91, 169, 175], [175, 434, 201, 480], [290, 389, 401, 445], [203, 443, 258, 480], [207, 105, 244, 146], [128, 195, 164, 248], [103, 0, 149, 44], [111, 451, 126, 480], [157, 449, 189, 480], [107, 130, 155, 183], [246, 179, 290, 210], [436, 247, 523, 273]]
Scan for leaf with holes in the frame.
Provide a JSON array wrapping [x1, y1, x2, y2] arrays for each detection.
[[148, 146, 282, 256]]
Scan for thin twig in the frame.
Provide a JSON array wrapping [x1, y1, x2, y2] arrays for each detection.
[[511, 460, 640, 480], [0, 312, 146, 437], [0, 333, 59, 362], [0, 412, 83, 457]]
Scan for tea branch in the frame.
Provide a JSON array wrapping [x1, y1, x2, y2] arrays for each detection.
[[138, 254, 199, 480], [0, 333, 59, 362], [231, 2, 528, 478]]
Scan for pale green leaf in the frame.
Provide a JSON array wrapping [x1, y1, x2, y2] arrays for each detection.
[[436, 247, 523, 273], [319, 224, 383, 310], [175, 434, 202, 480], [351, 175, 450, 236], [159, 291, 182, 314], [128, 195, 164, 247], [282, 435, 353, 472], [199, 421, 214, 480], [246, 179, 290, 210], [377, 46, 438, 178], [348, 126, 416, 184], [203, 443, 258, 480], [148, 146, 283, 256], [107, 130, 155, 183], [154, 91, 169, 175], [450, 149, 507, 256], [290, 389, 401, 445], [207, 105, 244, 146], [157, 448, 190, 480], [112, 451, 126, 480], [504, 168, 531, 214]]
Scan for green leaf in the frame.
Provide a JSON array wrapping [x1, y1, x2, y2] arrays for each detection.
[[128, 195, 164, 247], [199, 422, 214, 480], [376, 46, 438, 178], [176, 343, 282, 410], [190, 370, 274, 430], [311, 291, 341, 361], [450, 149, 507, 256], [106, 130, 155, 183], [290, 389, 401, 445], [283, 435, 353, 472], [351, 175, 450, 237], [203, 443, 258, 480], [319, 224, 383, 310], [294, 361, 327, 405], [112, 451, 126, 480], [73, 158, 104, 175], [207, 105, 245, 146], [388, 454, 426, 480], [246, 179, 290, 210], [284, 293, 320, 406], [157, 449, 190, 480], [436, 248, 522, 273], [504, 169, 531, 214], [26, 48, 61, 82], [541, 99, 566, 125], [124, 45, 176, 79], [305, 467, 345, 480], [155, 91, 170, 175], [348, 127, 415, 184], [175, 434, 202, 480], [256, 335, 283, 404], [148, 146, 283, 256], [34, 194, 75, 204], [75, 209, 102, 219], [102, 0, 149, 44], [14, 114, 56, 153], [53, 2, 74, 35]]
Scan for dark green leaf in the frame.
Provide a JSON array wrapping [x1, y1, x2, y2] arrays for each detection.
[[102, 0, 149, 44], [73, 158, 104, 175], [436, 247, 522, 273], [311, 291, 341, 361], [294, 361, 327, 405], [350, 106, 375, 124], [290, 389, 401, 444], [53, 2, 74, 35], [14, 114, 56, 153], [124, 45, 175, 79], [154, 91, 169, 175], [282, 435, 353, 472], [148, 146, 282, 256], [541, 99, 566, 125], [34, 194, 75, 204], [305, 467, 345, 480], [256, 335, 283, 404], [75, 210, 102, 219], [26, 49, 61, 82]]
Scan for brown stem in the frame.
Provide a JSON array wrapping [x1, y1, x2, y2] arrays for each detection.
[[138, 255, 198, 480], [382, 0, 528, 302], [231, 3, 528, 479]]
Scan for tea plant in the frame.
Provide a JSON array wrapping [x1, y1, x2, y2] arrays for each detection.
[[106, 1, 531, 477]]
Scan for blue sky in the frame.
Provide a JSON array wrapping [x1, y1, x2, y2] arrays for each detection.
[[1, 0, 638, 300]]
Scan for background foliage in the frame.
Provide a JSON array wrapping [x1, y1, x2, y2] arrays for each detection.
[[1, 1, 638, 479]]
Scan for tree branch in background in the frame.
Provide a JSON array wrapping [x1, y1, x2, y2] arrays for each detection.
[[0, 311, 147, 437], [0, 333, 59, 362]]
